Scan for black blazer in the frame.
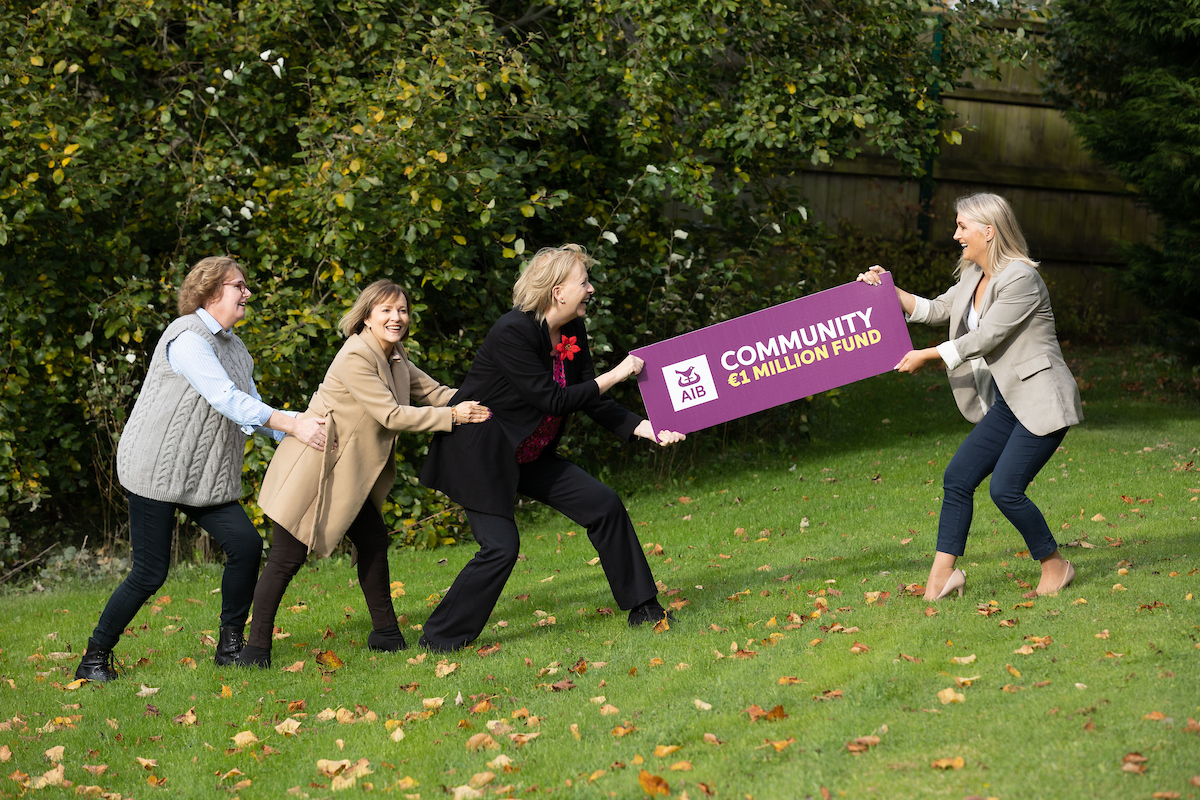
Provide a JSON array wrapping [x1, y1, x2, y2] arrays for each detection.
[[420, 309, 641, 517]]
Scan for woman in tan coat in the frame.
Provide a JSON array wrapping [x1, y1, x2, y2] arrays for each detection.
[[237, 280, 488, 666]]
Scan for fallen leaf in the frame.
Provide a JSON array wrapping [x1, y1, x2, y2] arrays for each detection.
[[466, 733, 499, 752], [1006, 664, 1021, 678], [315, 650, 345, 672], [1121, 752, 1148, 774], [638, 769, 670, 796], [600, 704, 621, 715], [937, 688, 965, 704], [951, 654, 976, 665], [931, 756, 965, 770], [654, 745, 681, 757], [136, 757, 158, 770], [275, 717, 302, 736], [81, 764, 108, 777], [693, 699, 712, 711], [136, 684, 160, 698], [231, 731, 258, 748], [435, 661, 459, 678], [173, 707, 197, 726]]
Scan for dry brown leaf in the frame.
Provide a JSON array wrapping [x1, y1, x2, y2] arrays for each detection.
[[282, 661, 305, 673], [654, 745, 681, 757], [466, 733, 499, 752], [670, 760, 693, 771], [1006, 664, 1021, 678], [135, 684, 160, 698], [950, 654, 976, 665], [81, 764, 107, 777], [638, 769, 670, 796], [174, 707, 197, 726], [507, 732, 540, 747], [931, 756, 965, 770], [315, 650, 345, 672], [435, 660, 459, 678], [136, 757, 158, 770]]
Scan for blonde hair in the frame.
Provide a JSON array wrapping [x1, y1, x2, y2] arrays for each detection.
[[178, 256, 243, 315], [339, 280, 410, 338], [512, 244, 595, 322], [953, 193, 1038, 278]]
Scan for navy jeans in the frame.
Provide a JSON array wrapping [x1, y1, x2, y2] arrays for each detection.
[[90, 492, 263, 650], [937, 387, 1068, 561]]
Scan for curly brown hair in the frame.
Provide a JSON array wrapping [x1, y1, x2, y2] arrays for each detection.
[[178, 256, 244, 316]]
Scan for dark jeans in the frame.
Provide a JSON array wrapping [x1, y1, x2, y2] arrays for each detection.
[[937, 387, 1068, 561], [90, 492, 263, 651], [421, 456, 658, 651], [247, 501, 397, 649]]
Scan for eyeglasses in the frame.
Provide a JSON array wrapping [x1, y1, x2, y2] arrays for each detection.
[[223, 280, 252, 294]]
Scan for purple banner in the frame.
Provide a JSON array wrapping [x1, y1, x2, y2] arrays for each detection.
[[631, 275, 913, 434]]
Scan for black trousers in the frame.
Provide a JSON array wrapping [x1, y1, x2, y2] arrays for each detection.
[[90, 492, 262, 650], [421, 456, 657, 650], [247, 501, 397, 649]]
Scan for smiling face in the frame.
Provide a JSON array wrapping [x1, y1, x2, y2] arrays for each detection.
[[953, 213, 994, 271], [203, 268, 250, 330], [362, 293, 410, 355], [553, 263, 594, 321]]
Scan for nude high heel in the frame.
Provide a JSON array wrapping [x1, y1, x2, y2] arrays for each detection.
[[1036, 560, 1075, 596], [934, 568, 966, 600]]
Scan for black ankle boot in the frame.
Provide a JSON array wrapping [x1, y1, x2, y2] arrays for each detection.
[[75, 638, 119, 682], [367, 624, 407, 652], [234, 644, 272, 668], [628, 599, 674, 627], [214, 626, 246, 666]]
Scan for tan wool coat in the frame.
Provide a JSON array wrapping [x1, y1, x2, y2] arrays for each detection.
[[257, 332, 456, 557]]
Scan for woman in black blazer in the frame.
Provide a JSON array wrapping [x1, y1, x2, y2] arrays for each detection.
[[419, 244, 685, 651]]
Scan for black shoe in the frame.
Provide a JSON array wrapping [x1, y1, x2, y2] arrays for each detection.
[[628, 599, 674, 627], [417, 633, 462, 653], [214, 626, 246, 666], [75, 638, 119, 682], [234, 644, 272, 668], [367, 624, 407, 653]]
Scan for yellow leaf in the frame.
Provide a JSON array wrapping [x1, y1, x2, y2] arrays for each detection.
[[653, 745, 680, 757], [931, 756, 965, 770], [349, 159, 361, 173], [1006, 664, 1021, 678], [520, 204, 536, 218], [351, 124, 365, 135], [231, 731, 258, 748], [52, 168, 65, 184], [465, 733, 499, 752], [937, 687, 965, 704], [453, 235, 467, 245], [221, 685, 233, 699], [431, 197, 442, 212], [63, 143, 80, 155], [502, 248, 516, 259], [31, 56, 44, 66]]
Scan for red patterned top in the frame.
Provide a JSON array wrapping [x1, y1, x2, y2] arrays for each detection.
[[515, 355, 567, 464]]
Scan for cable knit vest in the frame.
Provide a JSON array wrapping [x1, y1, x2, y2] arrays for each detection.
[[116, 314, 256, 506]]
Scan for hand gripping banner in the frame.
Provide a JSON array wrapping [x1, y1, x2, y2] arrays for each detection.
[[632, 275, 914, 434]]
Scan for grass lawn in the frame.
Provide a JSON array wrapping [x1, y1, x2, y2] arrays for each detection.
[[2, 344, 1198, 800]]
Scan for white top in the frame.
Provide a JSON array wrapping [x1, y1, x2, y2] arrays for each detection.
[[909, 296, 993, 415], [165, 308, 295, 439]]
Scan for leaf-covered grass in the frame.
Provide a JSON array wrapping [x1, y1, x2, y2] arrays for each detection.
[[3, 345, 1198, 799]]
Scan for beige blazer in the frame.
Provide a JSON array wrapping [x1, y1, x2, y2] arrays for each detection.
[[922, 261, 1083, 436], [257, 332, 456, 557]]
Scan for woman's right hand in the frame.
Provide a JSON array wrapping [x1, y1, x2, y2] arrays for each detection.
[[596, 354, 645, 395], [453, 400, 491, 425], [857, 265, 886, 286]]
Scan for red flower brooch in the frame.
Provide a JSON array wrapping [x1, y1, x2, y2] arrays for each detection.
[[555, 335, 581, 361]]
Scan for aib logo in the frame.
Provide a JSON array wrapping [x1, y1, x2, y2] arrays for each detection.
[[661, 355, 719, 413], [675, 366, 701, 387]]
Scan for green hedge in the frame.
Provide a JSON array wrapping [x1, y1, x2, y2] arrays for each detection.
[[0, 0, 1037, 563]]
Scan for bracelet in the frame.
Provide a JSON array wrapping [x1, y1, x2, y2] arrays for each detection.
[[451, 406, 458, 425]]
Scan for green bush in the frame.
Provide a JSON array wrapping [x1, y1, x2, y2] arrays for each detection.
[[0, 0, 1038, 559]]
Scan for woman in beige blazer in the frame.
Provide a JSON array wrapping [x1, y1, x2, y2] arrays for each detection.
[[237, 280, 489, 666], [859, 193, 1083, 601]]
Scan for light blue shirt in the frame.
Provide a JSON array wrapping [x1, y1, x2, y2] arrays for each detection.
[[166, 309, 295, 441]]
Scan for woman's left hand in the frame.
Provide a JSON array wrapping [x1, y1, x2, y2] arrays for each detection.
[[634, 420, 686, 446], [895, 348, 941, 374]]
